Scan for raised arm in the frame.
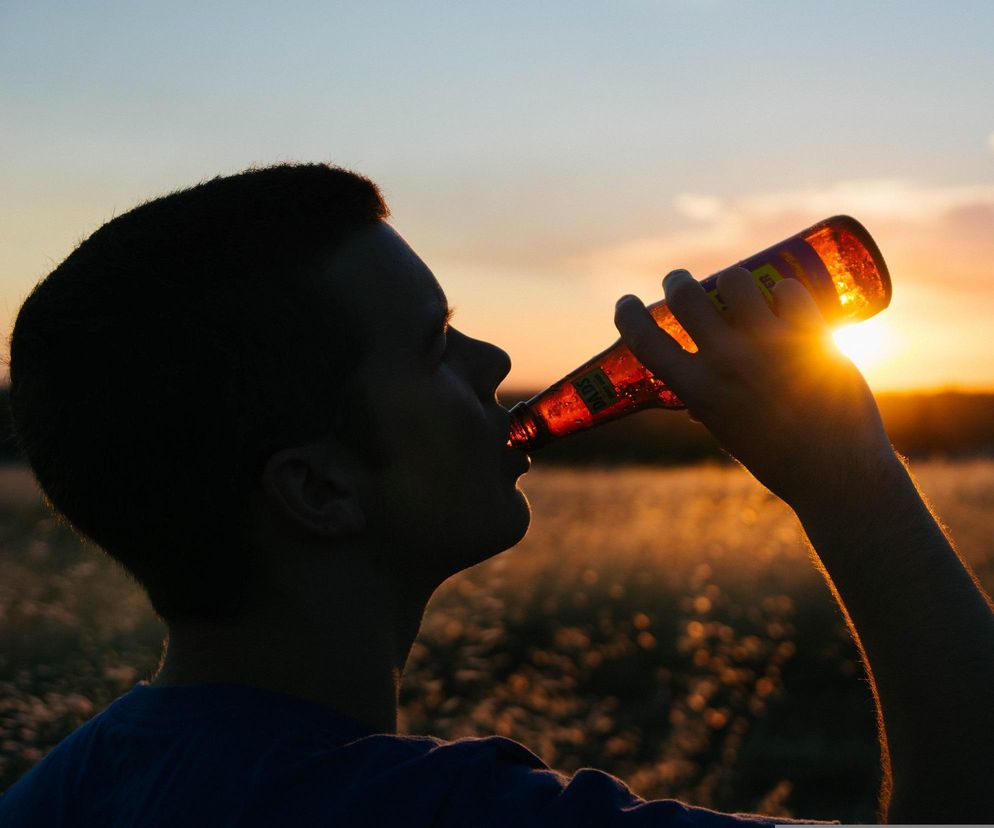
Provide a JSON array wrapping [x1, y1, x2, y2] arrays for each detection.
[[614, 267, 994, 823]]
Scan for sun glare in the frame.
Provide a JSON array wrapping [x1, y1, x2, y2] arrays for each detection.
[[831, 316, 893, 370]]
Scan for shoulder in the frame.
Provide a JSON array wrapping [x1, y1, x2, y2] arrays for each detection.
[[0, 706, 113, 826], [0, 709, 838, 827], [303, 734, 836, 827]]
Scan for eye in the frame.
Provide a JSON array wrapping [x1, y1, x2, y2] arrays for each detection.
[[432, 330, 448, 361], [434, 309, 455, 360], [425, 306, 455, 363]]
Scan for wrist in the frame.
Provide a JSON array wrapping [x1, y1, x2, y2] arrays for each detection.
[[787, 445, 909, 531]]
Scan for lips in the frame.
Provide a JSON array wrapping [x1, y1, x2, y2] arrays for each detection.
[[515, 449, 531, 471], [503, 445, 531, 477], [498, 409, 530, 474]]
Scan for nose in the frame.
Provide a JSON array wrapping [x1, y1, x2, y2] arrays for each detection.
[[451, 328, 512, 399], [481, 340, 512, 397]]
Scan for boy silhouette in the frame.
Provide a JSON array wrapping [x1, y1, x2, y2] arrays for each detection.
[[3, 164, 993, 824]]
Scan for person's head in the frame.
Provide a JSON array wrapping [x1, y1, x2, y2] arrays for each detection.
[[9, 163, 530, 626]]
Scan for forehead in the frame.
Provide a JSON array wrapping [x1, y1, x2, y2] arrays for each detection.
[[320, 222, 445, 350]]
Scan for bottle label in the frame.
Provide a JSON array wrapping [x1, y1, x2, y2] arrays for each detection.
[[570, 237, 835, 418], [572, 368, 618, 414], [706, 264, 784, 313], [701, 236, 835, 314]]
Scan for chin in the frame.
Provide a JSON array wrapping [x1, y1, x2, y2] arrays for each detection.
[[488, 496, 532, 559], [444, 497, 532, 577]]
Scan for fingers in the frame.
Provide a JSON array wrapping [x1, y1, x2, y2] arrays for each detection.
[[661, 269, 726, 351], [771, 278, 825, 331], [714, 266, 827, 337], [614, 294, 691, 383], [715, 266, 773, 329], [615, 269, 829, 405]]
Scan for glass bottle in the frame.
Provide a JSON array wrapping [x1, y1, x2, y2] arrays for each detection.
[[507, 215, 891, 451]]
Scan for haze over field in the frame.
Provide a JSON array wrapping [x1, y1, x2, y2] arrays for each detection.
[[2, 1, 993, 391]]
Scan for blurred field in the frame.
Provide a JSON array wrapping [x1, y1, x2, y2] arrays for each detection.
[[2, 459, 993, 821]]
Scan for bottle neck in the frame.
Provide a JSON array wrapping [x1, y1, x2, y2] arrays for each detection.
[[507, 401, 547, 450]]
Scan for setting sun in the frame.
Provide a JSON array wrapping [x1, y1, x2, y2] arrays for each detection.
[[832, 316, 894, 371]]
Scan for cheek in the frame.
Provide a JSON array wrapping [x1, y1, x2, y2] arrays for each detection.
[[376, 404, 481, 493], [412, 377, 492, 457], [371, 371, 502, 510]]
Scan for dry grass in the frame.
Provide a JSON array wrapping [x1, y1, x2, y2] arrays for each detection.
[[1, 459, 992, 821]]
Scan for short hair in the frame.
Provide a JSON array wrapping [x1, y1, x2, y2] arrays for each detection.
[[9, 163, 389, 622]]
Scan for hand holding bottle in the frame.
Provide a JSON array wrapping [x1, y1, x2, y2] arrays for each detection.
[[614, 266, 896, 512], [508, 216, 891, 451], [616, 265, 994, 822]]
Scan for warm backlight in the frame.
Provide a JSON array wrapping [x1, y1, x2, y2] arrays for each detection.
[[509, 216, 893, 450], [831, 316, 893, 370]]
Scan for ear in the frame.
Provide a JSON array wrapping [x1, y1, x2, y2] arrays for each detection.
[[259, 439, 366, 539]]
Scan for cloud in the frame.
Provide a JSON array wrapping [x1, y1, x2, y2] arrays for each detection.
[[575, 178, 994, 392], [584, 179, 994, 292]]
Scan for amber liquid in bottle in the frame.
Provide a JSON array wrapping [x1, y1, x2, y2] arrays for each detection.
[[508, 215, 891, 451]]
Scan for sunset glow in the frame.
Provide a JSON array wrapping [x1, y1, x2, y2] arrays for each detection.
[[1, 2, 992, 394], [832, 317, 895, 373]]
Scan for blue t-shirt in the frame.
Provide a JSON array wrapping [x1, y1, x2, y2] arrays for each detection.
[[0, 683, 833, 826]]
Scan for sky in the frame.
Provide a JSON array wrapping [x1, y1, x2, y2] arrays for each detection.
[[2, 0, 993, 392]]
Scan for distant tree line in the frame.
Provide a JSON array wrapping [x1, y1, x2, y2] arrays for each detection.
[[499, 389, 994, 466], [2, 385, 993, 467]]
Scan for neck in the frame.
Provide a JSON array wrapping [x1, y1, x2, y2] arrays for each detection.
[[151, 564, 434, 734]]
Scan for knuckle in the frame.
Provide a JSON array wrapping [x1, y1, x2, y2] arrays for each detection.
[[717, 266, 756, 297], [665, 275, 696, 301]]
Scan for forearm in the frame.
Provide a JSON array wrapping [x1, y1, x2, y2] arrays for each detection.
[[793, 453, 994, 823], [613, 271, 994, 820]]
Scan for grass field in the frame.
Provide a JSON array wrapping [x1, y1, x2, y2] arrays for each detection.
[[2, 458, 993, 821]]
